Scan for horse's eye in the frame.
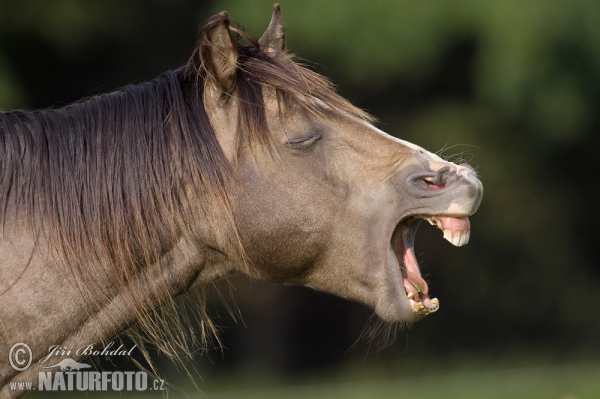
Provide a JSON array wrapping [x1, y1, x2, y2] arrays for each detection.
[[284, 133, 322, 149]]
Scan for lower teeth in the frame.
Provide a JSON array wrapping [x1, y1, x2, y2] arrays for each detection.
[[410, 298, 440, 315]]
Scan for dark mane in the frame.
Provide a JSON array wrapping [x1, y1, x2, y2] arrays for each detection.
[[0, 12, 371, 364], [1, 68, 232, 269]]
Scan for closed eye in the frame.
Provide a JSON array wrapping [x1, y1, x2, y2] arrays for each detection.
[[284, 133, 322, 149]]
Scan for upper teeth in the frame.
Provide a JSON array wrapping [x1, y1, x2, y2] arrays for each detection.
[[427, 216, 471, 247], [443, 228, 470, 247]]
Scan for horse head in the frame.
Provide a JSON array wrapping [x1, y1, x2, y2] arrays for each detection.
[[198, 5, 483, 322]]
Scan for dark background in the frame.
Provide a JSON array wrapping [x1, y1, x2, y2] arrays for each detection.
[[2, 0, 599, 394]]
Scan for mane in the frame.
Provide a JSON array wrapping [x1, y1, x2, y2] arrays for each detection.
[[0, 12, 371, 371]]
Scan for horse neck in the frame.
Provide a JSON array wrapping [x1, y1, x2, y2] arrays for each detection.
[[0, 216, 238, 386]]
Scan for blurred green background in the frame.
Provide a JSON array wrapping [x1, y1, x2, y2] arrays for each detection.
[[2, 0, 599, 397]]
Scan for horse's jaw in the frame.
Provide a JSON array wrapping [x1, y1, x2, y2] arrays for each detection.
[[391, 216, 469, 316], [373, 215, 471, 323]]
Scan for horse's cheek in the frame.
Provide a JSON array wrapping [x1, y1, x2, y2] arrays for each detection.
[[232, 168, 330, 282]]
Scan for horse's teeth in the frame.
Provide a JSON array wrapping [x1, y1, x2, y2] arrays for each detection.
[[443, 229, 470, 247], [443, 228, 452, 241], [407, 292, 414, 300], [428, 298, 439, 312], [461, 230, 470, 246]]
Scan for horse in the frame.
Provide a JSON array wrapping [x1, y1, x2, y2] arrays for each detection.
[[0, 4, 483, 396]]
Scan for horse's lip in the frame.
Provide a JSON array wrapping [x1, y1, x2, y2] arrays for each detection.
[[390, 214, 471, 317]]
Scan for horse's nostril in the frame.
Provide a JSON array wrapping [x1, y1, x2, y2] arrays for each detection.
[[423, 176, 446, 190], [436, 166, 452, 177]]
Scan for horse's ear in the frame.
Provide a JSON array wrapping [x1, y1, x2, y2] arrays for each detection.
[[259, 4, 285, 56], [208, 12, 238, 92]]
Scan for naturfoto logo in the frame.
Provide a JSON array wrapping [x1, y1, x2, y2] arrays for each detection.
[[38, 369, 154, 392], [8, 341, 165, 393]]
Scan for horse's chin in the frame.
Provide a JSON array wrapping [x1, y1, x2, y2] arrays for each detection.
[[382, 214, 471, 321]]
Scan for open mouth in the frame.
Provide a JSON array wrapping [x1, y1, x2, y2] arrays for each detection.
[[390, 215, 471, 317]]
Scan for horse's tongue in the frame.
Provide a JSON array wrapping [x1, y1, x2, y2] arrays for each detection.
[[427, 216, 471, 247]]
